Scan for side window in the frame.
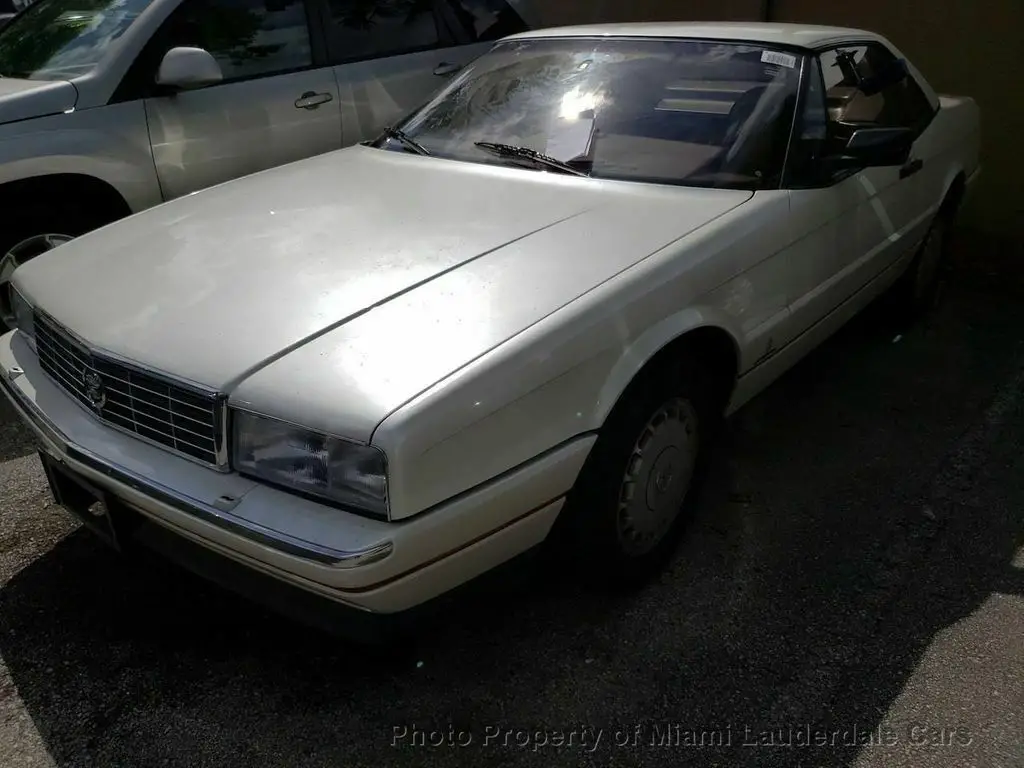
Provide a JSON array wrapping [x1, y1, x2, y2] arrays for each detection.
[[820, 43, 934, 133], [820, 46, 866, 91], [157, 0, 313, 81], [325, 0, 440, 62], [785, 42, 937, 187], [443, 0, 527, 42], [111, 0, 312, 101]]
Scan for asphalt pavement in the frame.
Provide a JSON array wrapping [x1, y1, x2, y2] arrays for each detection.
[[0, 234, 1021, 768]]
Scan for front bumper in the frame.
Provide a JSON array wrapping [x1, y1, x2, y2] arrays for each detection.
[[1, 330, 593, 618]]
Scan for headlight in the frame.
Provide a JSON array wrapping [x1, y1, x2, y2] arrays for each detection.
[[232, 411, 389, 519], [4, 285, 35, 340]]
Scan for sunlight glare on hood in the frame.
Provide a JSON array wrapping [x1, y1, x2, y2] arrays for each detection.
[[321, 269, 495, 410]]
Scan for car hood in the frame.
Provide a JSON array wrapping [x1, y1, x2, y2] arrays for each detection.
[[0, 77, 77, 124], [15, 146, 751, 437]]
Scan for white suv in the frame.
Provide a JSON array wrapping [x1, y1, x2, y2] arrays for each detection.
[[0, 0, 538, 308]]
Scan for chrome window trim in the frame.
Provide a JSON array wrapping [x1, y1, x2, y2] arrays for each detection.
[[778, 49, 810, 190], [0, 365, 394, 569], [32, 309, 230, 472]]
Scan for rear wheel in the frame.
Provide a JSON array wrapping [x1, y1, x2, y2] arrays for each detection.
[[891, 190, 961, 322], [557, 359, 721, 589], [899, 215, 950, 318]]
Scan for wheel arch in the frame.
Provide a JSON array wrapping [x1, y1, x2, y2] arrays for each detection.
[[939, 170, 967, 221], [593, 311, 742, 431], [551, 316, 741, 580], [0, 173, 133, 221]]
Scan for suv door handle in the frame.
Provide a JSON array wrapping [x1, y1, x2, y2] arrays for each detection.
[[900, 158, 924, 179], [294, 91, 333, 110], [433, 61, 463, 77]]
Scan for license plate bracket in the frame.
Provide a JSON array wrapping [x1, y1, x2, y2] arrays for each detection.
[[39, 452, 122, 551]]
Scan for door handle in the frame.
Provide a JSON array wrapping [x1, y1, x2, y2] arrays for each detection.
[[294, 91, 333, 110], [900, 158, 924, 179], [433, 61, 463, 77]]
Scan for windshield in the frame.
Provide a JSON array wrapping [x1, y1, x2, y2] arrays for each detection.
[[385, 37, 805, 189], [0, 0, 151, 80]]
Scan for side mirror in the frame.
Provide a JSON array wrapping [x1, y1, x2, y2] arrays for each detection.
[[826, 126, 914, 173], [845, 126, 914, 166], [155, 46, 223, 91]]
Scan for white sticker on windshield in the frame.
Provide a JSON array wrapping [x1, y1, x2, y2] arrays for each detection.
[[761, 50, 797, 69]]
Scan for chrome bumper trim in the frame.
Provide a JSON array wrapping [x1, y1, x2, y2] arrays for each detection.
[[0, 365, 393, 570]]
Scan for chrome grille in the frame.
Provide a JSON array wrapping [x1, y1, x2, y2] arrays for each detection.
[[33, 312, 225, 468]]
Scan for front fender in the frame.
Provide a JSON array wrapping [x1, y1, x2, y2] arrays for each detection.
[[373, 301, 744, 520], [593, 307, 742, 427], [0, 102, 162, 213]]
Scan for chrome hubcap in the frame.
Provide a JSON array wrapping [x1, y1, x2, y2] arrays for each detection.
[[0, 233, 73, 323], [0, 233, 73, 283], [616, 397, 699, 558]]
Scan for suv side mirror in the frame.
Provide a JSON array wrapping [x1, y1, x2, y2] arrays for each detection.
[[155, 46, 223, 90], [826, 126, 914, 173]]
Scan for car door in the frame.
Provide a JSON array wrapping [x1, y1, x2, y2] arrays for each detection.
[[771, 52, 863, 341], [822, 44, 938, 279], [780, 43, 938, 337], [123, 0, 343, 201], [320, 0, 529, 145]]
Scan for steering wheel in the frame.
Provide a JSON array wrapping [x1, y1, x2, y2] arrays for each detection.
[[721, 85, 795, 178]]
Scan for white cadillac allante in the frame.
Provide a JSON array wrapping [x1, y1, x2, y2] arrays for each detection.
[[0, 22, 980, 636]]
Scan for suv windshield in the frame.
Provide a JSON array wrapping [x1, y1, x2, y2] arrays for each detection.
[[386, 36, 805, 189], [0, 0, 151, 80]]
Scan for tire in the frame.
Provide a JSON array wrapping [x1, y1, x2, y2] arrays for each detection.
[[0, 203, 121, 325], [556, 358, 722, 590], [891, 208, 954, 322]]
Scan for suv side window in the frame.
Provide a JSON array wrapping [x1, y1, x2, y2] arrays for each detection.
[[325, 0, 441, 63], [442, 0, 527, 42], [158, 0, 312, 80], [115, 0, 313, 99]]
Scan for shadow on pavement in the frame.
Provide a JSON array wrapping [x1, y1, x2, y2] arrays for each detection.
[[0, 396, 33, 463], [1, 233, 1023, 767]]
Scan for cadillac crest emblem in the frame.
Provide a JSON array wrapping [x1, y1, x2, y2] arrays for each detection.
[[83, 368, 105, 409]]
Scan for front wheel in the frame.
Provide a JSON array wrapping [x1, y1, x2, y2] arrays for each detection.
[[0, 233, 75, 282], [558, 361, 719, 589]]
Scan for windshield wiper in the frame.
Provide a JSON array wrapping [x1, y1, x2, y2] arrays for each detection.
[[381, 126, 430, 156], [474, 141, 589, 177]]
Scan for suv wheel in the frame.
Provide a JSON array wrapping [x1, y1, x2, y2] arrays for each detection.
[[0, 205, 121, 326]]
